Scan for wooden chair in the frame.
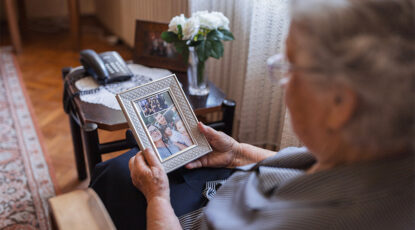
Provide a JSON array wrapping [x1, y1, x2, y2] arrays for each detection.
[[49, 189, 115, 230]]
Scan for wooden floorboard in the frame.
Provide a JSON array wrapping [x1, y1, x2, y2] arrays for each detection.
[[1, 17, 133, 193]]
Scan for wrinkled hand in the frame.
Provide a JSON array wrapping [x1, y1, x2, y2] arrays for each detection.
[[185, 122, 241, 169], [129, 148, 170, 201]]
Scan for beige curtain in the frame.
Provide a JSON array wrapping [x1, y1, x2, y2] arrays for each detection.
[[190, 0, 299, 149], [189, 0, 253, 133]]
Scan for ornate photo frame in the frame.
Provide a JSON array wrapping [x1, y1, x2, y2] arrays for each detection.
[[116, 74, 211, 173]]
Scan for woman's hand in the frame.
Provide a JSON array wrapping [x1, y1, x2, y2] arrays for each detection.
[[185, 122, 242, 169], [130, 149, 182, 230], [129, 148, 169, 202]]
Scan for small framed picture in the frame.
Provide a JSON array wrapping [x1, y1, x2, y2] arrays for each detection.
[[116, 74, 211, 173], [133, 20, 187, 72]]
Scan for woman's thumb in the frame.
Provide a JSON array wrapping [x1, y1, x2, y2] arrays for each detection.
[[198, 122, 216, 141]]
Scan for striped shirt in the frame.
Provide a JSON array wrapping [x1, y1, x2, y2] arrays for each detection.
[[179, 147, 415, 230]]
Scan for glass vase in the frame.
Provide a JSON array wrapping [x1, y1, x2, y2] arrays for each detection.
[[187, 47, 209, 96]]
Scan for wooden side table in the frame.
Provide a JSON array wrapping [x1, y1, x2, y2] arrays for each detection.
[[63, 68, 236, 180]]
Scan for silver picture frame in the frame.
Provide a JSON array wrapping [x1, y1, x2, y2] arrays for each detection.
[[116, 74, 212, 173]]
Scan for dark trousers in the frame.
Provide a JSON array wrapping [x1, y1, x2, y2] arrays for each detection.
[[90, 147, 233, 230]]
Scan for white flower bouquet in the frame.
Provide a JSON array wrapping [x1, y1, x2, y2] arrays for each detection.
[[162, 11, 234, 62], [162, 11, 234, 95], [162, 11, 234, 94]]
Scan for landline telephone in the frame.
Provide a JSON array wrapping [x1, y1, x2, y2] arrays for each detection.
[[62, 49, 133, 114], [80, 49, 133, 85]]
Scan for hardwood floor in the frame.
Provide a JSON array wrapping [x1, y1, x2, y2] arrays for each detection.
[[1, 17, 133, 193]]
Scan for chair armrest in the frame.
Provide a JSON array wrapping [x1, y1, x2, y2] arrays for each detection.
[[49, 189, 116, 230], [206, 99, 236, 136]]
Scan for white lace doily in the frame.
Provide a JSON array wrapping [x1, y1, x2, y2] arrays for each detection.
[[75, 64, 172, 110]]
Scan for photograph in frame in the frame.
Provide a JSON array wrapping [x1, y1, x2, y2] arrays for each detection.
[[116, 74, 211, 173], [133, 91, 195, 162], [133, 20, 187, 72]]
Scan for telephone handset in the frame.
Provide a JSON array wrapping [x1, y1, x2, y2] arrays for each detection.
[[80, 49, 133, 85]]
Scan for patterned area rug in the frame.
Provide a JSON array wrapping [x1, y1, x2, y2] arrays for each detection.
[[0, 47, 57, 229]]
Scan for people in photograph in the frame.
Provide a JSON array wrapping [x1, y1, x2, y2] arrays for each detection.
[[169, 107, 179, 121], [158, 94, 168, 110], [155, 112, 174, 129], [144, 104, 150, 116], [147, 125, 180, 160], [156, 101, 162, 112], [91, 0, 414, 229], [150, 99, 156, 113], [139, 101, 148, 116], [163, 126, 188, 150], [142, 94, 171, 116], [174, 119, 193, 147]]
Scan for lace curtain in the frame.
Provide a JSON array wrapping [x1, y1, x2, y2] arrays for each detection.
[[189, 0, 298, 149]]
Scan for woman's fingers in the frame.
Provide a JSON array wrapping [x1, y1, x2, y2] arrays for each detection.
[[130, 149, 161, 169], [134, 152, 150, 173], [129, 155, 135, 170], [198, 122, 217, 142], [142, 148, 162, 168], [185, 159, 203, 169], [129, 150, 142, 171]]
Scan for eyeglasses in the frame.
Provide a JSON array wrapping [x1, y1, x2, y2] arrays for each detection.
[[267, 53, 322, 86], [267, 53, 292, 86]]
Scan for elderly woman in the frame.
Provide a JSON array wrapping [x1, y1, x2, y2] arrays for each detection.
[[90, 0, 414, 229]]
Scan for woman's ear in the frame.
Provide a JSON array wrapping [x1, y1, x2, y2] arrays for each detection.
[[326, 86, 357, 131]]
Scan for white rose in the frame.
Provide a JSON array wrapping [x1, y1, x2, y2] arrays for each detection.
[[211, 11, 230, 30], [168, 14, 186, 34], [192, 11, 209, 18], [192, 11, 221, 30], [182, 17, 200, 40]]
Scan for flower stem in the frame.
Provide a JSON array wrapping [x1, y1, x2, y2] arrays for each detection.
[[197, 61, 205, 86]]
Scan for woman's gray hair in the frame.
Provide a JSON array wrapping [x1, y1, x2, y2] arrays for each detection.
[[290, 0, 415, 152]]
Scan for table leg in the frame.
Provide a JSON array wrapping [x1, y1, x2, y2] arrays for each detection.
[[5, 0, 22, 53], [222, 99, 236, 136], [82, 123, 102, 177], [69, 114, 87, 180]]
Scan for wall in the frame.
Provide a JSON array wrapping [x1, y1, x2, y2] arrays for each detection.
[[26, 0, 95, 18], [0, 0, 95, 20], [94, 0, 188, 47]]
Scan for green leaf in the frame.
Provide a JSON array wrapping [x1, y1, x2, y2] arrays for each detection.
[[207, 30, 223, 41], [210, 40, 224, 59], [205, 40, 213, 57], [181, 46, 189, 62], [161, 31, 178, 43], [174, 40, 186, 54], [194, 33, 205, 42], [197, 61, 205, 83], [188, 40, 202, 47], [177, 25, 183, 39], [219, 29, 235, 41], [195, 41, 206, 62], [172, 40, 189, 62]]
